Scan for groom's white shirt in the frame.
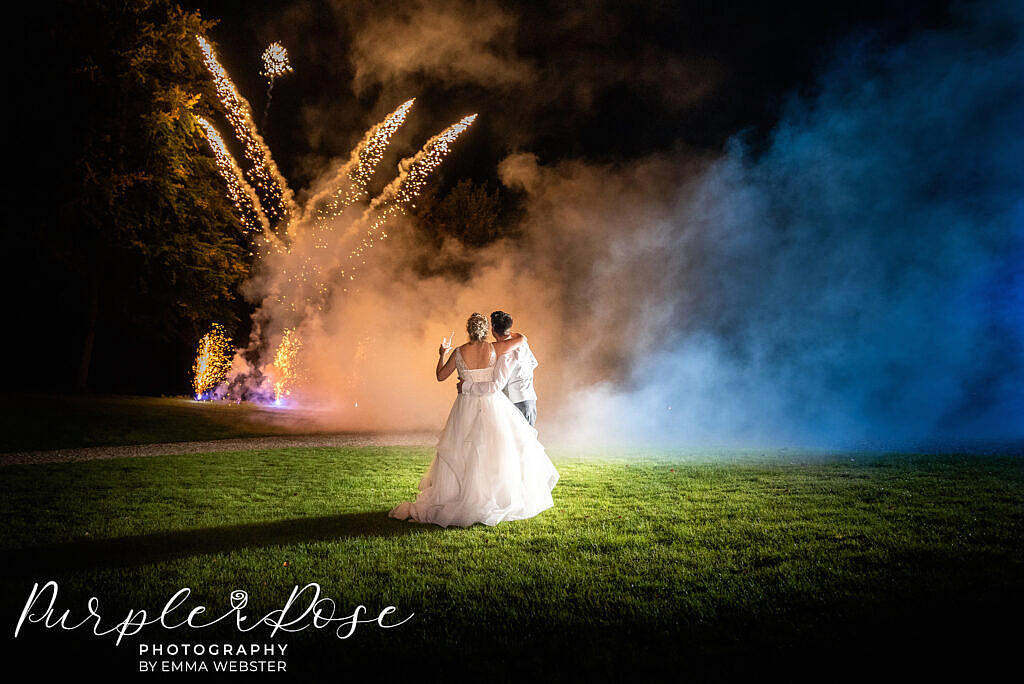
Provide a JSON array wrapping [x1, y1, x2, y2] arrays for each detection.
[[458, 338, 538, 399], [503, 341, 538, 403]]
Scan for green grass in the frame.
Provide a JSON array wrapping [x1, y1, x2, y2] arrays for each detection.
[[0, 394, 318, 452], [2, 448, 1022, 679]]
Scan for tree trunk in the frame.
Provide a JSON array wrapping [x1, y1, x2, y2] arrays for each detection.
[[76, 276, 99, 391]]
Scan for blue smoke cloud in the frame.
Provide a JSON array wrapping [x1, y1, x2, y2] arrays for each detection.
[[602, 1, 1023, 449]]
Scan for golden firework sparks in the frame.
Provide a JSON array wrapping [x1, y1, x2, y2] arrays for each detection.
[[260, 42, 293, 81], [272, 99, 419, 312], [371, 114, 478, 212], [339, 114, 478, 284], [196, 35, 296, 224], [261, 42, 293, 127], [190, 31, 480, 400], [192, 323, 233, 399], [270, 328, 302, 402], [196, 117, 270, 235], [307, 99, 417, 227]]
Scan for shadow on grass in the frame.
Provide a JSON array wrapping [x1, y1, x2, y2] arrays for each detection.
[[9, 511, 439, 577]]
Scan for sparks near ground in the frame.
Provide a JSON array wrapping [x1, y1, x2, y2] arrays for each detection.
[[191, 33, 477, 404], [268, 328, 302, 404], [191, 323, 232, 400]]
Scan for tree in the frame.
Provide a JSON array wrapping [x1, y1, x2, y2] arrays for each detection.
[[414, 179, 508, 248], [23, 1, 252, 391], [404, 179, 516, 280]]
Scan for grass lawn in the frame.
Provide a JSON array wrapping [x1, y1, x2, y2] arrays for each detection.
[[2, 448, 1022, 679], [0, 394, 320, 452]]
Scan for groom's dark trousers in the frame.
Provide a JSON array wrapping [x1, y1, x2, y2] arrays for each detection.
[[514, 400, 537, 427]]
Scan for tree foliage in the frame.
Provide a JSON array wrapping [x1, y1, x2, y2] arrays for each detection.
[[407, 179, 516, 280], [20, 1, 253, 391], [413, 178, 516, 247]]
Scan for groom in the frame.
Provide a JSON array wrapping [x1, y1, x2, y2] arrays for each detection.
[[489, 310, 539, 426]]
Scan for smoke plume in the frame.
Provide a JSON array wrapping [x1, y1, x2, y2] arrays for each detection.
[[238, 1, 1023, 450]]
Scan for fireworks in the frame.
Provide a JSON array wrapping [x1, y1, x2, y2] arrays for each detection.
[[192, 323, 233, 399], [196, 117, 269, 236], [372, 114, 478, 212], [261, 42, 293, 126], [196, 35, 296, 224], [190, 31, 478, 403], [340, 114, 479, 282], [260, 42, 293, 81], [307, 98, 416, 227], [278, 99, 419, 309], [269, 328, 302, 403]]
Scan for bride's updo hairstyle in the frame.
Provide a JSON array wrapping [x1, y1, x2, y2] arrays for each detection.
[[467, 312, 489, 341]]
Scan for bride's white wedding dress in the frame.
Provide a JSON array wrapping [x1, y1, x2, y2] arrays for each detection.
[[389, 345, 559, 527]]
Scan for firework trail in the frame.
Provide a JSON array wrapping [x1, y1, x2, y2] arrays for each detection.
[[304, 98, 416, 229], [196, 117, 270, 236], [261, 42, 293, 126], [193, 323, 233, 399], [337, 114, 479, 287], [196, 35, 296, 226], [273, 99, 417, 312], [369, 114, 479, 212]]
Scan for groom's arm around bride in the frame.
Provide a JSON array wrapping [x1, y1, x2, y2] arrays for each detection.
[[490, 310, 538, 427]]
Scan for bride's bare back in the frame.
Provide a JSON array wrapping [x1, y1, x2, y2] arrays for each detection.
[[436, 332, 525, 381], [459, 341, 495, 370]]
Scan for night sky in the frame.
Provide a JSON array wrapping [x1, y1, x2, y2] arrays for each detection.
[[180, 0, 953, 192]]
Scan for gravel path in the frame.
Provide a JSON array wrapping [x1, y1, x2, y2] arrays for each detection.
[[0, 433, 438, 466]]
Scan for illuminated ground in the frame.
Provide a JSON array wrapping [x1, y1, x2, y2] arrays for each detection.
[[2, 446, 1021, 679], [0, 433, 438, 465], [0, 394, 433, 454]]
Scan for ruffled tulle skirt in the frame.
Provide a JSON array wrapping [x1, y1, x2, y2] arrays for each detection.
[[389, 393, 559, 527]]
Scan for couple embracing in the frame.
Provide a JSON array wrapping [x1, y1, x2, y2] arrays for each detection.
[[389, 311, 559, 528]]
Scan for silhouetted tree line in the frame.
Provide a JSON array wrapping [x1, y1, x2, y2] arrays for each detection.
[[408, 178, 521, 280]]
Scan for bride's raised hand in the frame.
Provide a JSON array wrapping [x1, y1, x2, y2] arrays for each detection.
[[439, 330, 454, 356], [436, 331, 459, 381]]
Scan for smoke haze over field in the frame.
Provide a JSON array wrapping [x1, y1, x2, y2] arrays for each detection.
[[234, 1, 1022, 449]]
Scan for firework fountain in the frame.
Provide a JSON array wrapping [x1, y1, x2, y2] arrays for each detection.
[[266, 328, 302, 404], [192, 323, 233, 400], [191, 34, 477, 406]]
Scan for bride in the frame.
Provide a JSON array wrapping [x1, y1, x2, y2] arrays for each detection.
[[389, 313, 559, 527]]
